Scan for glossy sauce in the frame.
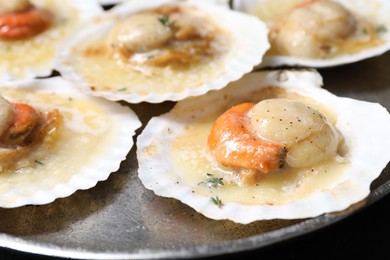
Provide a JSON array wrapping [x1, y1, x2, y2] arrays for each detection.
[[69, 5, 231, 95], [248, 0, 383, 58], [0, 88, 115, 203], [170, 88, 349, 206], [0, 0, 79, 79]]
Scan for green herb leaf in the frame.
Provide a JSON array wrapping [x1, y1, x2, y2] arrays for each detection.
[[34, 160, 44, 165], [198, 173, 224, 188], [117, 87, 127, 92], [376, 25, 387, 33], [158, 14, 170, 27], [211, 196, 223, 208]]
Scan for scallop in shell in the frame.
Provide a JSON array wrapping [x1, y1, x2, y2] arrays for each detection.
[[56, 0, 269, 103], [0, 76, 141, 208], [0, 0, 103, 82], [233, 0, 390, 68], [137, 69, 390, 223]]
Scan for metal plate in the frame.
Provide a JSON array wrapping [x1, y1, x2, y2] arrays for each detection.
[[0, 14, 390, 260]]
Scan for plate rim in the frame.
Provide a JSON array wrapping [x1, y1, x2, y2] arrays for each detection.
[[0, 179, 388, 259]]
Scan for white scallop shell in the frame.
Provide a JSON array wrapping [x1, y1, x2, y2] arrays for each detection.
[[0, 76, 141, 208], [56, 0, 269, 103], [98, 0, 230, 7], [0, 0, 103, 82], [233, 0, 390, 68], [137, 69, 390, 223], [97, 0, 120, 5]]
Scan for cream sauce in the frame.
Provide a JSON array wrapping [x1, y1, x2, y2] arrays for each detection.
[[69, 6, 231, 96], [169, 88, 349, 206], [0, 0, 79, 79], [0, 88, 116, 202], [248, 0, 383, 58]]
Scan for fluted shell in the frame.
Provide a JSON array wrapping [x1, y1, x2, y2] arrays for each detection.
[[56, 0, 269, 103], [233, 0, 390, 68], [0, 0, 103, 82], [137, 69, 390, 223], [98, 0, 230, 6], [0, 77, 141, 208]]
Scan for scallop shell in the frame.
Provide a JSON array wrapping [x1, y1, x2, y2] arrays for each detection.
[[137, 69, 390, 223], [0, 76, 141, 208], [97, 0, 121, 5], [56, 0, 269, 103], [233, 0, 390, 68], [0, 0, 103, 82], [97, 0, 230, 6]]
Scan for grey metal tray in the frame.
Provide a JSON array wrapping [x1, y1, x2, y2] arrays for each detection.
[[0, 44, 389, 260]]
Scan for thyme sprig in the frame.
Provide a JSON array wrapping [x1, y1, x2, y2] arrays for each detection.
[[117, 87, 127, 92], [34, 160, 44, 165], [211, 196, 223, 208], [198, 173, 224, 188], [158, 14, 171, 27], [376, 25, 387, 34]]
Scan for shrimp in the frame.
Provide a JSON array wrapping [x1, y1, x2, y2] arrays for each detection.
[[207, 102, 287, 174], [0, 6, 53, 40]]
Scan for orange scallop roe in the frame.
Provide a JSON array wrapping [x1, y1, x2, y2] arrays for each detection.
[[0, 6, 53, 40], [290, 0, 318, 12], [0, 103, 39, 147], [207, 102, 287, 174]]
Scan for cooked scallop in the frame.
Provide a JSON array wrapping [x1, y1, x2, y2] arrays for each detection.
[[137, 69, 390, 223], [0, 0, 32, 15], [0, 0, 102, 81], [56, 0, 269, 103], [233, 0, 390, 68], [0, 77, 141, 208], [0, 96, 14, 135]]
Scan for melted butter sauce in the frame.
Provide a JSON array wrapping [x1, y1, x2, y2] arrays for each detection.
[[169, 88, 350, 206], [249, 0, 383, 58], [70, 5, 231, 95], [0, 0, 79, 79], [0, 88, 114, 200]]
